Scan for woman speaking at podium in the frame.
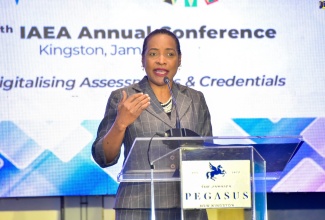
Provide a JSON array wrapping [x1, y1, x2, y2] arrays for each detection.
[[92, 28, 212, 220]]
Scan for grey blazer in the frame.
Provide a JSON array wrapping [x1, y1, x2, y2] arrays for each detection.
[[92, 76, 212, 209]]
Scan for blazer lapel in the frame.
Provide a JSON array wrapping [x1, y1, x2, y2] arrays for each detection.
[[146, 92, 174, 128], [171, 84, 192, 123], [132, 77, 174, 128]]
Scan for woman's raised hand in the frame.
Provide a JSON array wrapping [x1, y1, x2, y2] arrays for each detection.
[[115, 90, 150, 129]]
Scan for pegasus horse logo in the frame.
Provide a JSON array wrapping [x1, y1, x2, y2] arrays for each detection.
[[206, 162, 226, 181]]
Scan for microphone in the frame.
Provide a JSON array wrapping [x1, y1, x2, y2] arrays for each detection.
[[163, 76, 200, 138], [164, 77, 181, 129]]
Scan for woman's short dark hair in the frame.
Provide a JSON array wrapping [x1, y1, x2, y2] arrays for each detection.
[[141, 28, 182, 57]]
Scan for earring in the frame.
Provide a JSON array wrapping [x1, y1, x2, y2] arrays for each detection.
[[178, 65, 181, 71]]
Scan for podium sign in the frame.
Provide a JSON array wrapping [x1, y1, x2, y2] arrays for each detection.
[[181, 159, 251, 209]]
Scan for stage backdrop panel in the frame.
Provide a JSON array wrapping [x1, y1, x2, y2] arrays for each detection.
[[1, 0, 324, 197]]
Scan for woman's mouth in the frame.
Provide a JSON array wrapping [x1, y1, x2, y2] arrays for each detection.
[[153, 68, 168, 76]]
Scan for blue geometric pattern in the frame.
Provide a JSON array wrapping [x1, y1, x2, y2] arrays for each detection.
[[232, 118, 315, 136], [0, 120, 119, 197], [0, 118, 324, 197], [232, 118, 325, 192]]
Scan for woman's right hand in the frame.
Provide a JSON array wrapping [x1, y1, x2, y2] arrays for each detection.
[[115, 90, 151, 130]]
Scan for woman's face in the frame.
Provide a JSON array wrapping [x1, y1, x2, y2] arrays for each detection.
[[142, 34, 181, 87]]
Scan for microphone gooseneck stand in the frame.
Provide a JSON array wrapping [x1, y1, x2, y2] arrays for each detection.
[[147, 77, 201, 220]]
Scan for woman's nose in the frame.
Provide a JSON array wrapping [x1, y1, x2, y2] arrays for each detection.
[[156, 54, 166, 65]]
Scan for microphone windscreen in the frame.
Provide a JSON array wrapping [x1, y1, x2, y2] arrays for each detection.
[[163, 76, 169, 84]]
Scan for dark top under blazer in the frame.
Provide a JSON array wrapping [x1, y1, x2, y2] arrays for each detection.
[[92, 76, 212, 209]]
